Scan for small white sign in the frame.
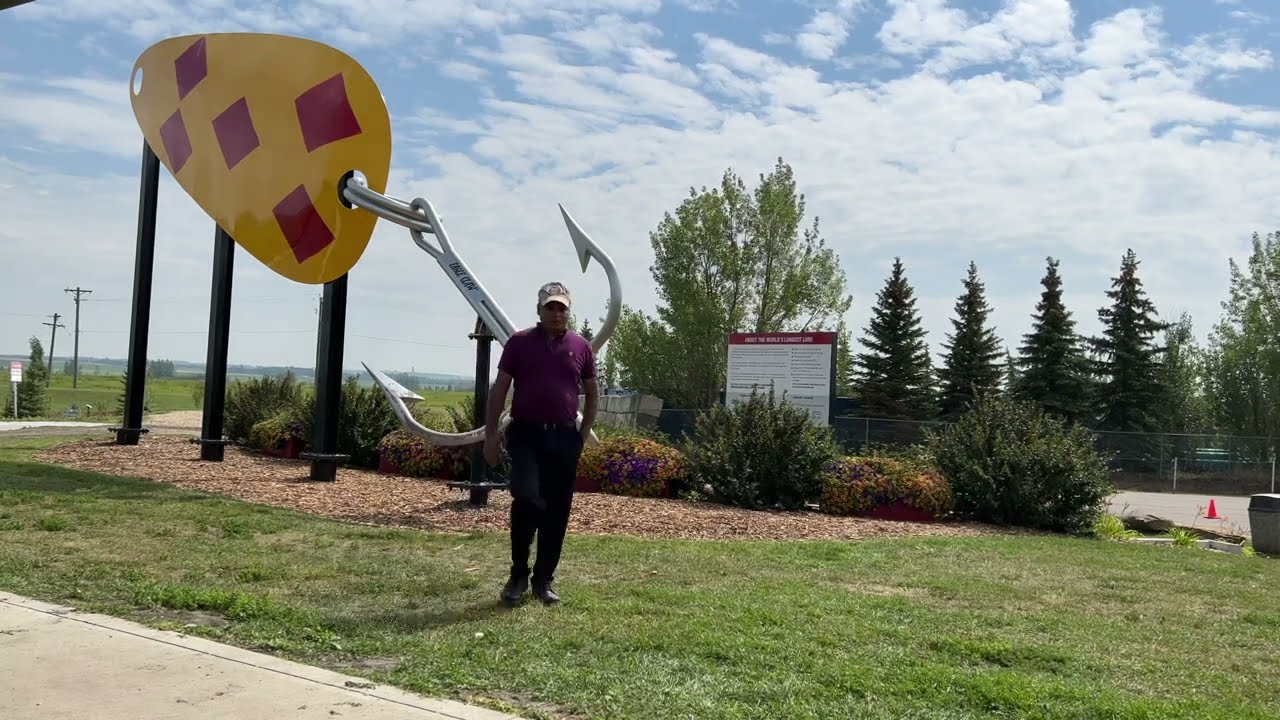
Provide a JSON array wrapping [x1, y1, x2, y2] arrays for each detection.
[[9, 361, 20, 383]]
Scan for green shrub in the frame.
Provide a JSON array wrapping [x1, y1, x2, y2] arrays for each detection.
[[294, 377, 401, 470], [682, 385, 840, 511], [819, 456, 953, 518], [577, 436, 687, 498], [1093, 514, 1139, 541], [926, 394, 1114, 534], [224, 373, 305, 444]]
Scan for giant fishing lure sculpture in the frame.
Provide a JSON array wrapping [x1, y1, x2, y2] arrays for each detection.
[[127, 31, 620, 447]]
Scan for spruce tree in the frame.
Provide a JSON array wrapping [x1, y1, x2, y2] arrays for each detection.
[[835, 318, 855, 396], [5, 336, 49, 419], [937, 261, 1004, 420], [1003, 348, 1018, 391], [852, 257, 937, 420], [1014, 257, 1093, 425], [1091, 249, 1168, 431]]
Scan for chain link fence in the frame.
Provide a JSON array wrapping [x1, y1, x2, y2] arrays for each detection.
[[652, 409, 1278, 496]]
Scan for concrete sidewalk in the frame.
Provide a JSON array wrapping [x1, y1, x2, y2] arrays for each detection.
[[0, 592, 524, 720], [0, 420, 108, 432]]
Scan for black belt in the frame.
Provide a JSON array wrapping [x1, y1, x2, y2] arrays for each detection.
[[511, 419, 577, 431]]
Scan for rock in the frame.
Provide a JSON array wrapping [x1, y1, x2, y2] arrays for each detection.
[[1122, 513, 1174, 534]]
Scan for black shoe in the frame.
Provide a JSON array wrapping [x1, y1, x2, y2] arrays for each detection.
[[501, 573, 529, 605], [532, 579, 560, 605]]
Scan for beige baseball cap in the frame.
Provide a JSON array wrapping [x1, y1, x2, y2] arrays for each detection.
[[538, 281, 571, 308]]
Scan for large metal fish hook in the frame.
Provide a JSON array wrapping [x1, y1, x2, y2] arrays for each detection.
[[347, 175, 621, 448]]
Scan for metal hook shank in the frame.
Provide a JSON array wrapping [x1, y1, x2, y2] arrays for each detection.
[[358, 192, 622, 450]]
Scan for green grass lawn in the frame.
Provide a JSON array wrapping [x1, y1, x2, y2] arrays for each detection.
[[2, 434, 1277, 720]]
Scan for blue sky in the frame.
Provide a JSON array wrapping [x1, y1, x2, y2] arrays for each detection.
[[1, 0, 1278, 382]]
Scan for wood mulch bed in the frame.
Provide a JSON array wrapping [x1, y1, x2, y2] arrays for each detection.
[[34, 435, 1022, 542]]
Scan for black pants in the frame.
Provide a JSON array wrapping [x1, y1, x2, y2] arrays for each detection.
[[505, 420, 583, 583]]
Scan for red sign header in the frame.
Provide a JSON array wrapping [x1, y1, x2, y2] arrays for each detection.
[[728, 332, 836, 345]]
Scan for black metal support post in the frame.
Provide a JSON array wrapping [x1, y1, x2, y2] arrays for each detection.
[[196, 225, 235, 461], [468, 317, 496, 507], [114, 141, 160, 445], [301, 274, 350, 481]]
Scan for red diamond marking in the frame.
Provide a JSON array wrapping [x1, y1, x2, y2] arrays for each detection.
[[273, 185, 335, 264], [159, 109, 192, 173], [211, 97, 260, 170], [294, 73, 362, 152], [174, 37, 208, 100]]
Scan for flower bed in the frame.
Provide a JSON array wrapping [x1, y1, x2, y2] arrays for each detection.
[[376, 430, 446, 479], [819, 456, 953, 521], [577, 436, 687, 498], [248, 414, 308, 460]]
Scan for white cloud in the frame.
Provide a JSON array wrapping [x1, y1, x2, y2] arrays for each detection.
[[2, 0, 1280, 383], [876, 0, 972, 55], [439, 61, 491, 82], [1078, 7, 1163, 68], [0, 74, 141, 158], [795, 1, 869, 61]]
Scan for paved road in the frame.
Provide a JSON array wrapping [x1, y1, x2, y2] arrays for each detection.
[[1109, 491, 1255, 536]]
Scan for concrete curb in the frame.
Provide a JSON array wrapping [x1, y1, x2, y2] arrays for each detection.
[[0, 591, 525, 720]]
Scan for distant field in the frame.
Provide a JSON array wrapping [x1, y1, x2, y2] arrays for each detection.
[[19, 372, 471, 421], [40, 373, 203, 419]]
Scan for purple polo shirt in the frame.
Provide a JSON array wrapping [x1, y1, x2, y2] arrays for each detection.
[[498, 324, 596, 424]]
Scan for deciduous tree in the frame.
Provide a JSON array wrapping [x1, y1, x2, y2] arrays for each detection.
[[1202, 231, 1280, 440], [1155, 312, 1210, 434], [609, 158, 851, 409]]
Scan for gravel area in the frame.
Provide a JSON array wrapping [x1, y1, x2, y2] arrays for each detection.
[[34, 435, 1020, 542], [144, 411, 205, 431]]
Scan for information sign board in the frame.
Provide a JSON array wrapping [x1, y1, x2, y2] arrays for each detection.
[[725, 332, 836, 426]]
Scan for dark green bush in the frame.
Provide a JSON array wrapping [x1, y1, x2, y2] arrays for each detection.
[[223, 373, 305, 443], [926, 394, 1114, 534], [294, 377, 401, 470], [682, 385, 840, 511]]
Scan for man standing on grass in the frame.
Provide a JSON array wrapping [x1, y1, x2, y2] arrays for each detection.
[[484, 281, 598, 606]]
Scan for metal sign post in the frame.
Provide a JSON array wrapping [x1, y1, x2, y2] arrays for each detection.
[[9, 361, 21, 418]]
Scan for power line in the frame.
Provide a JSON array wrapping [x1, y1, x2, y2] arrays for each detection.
[[42, 313, 65, 386], [350, 333, 465, 348], [78, 329, 314, 335], [67, 329, 465, 350], [64, 286, 91, 388], [81, 294, 313, 303]]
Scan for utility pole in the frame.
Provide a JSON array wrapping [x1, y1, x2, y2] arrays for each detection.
[[64, 287, 92, 388], [43, 313, 66, 386]]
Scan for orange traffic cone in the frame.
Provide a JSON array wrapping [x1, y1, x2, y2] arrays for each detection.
[[1205, 499, 1221, 520]]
